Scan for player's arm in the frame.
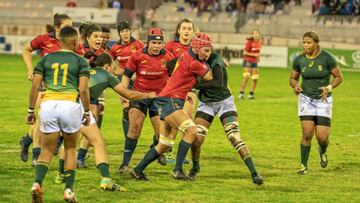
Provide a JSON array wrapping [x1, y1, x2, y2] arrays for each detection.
[[79, 76, 90, 126], [289, 70, 302, 94], [319, 66, 343, 100], [202, 69, 213, 81], [196, 64, 223, 89], [26, 73, 43, 124], [22, 43, 35, 81], [113, 84, 156, 100]]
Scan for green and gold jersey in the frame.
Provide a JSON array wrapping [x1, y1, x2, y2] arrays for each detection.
[[89, 66, 120, 100], [198, 53, 232, 103], [293, 50, 337, 99], [33, 50, 90, 101]]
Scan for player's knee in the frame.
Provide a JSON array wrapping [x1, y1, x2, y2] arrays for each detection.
[[243, 72, 251, 78], [196, 125, 208, 145], [158, 134, 175, 152], [251, 74, 259, 80], [178, 119, 196, 133], [224, 122, 246, 151]]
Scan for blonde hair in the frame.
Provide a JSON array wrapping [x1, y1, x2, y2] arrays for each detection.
[[302, 31, 320, 43]]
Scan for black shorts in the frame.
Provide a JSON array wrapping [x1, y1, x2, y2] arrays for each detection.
[[129, 98, 158, 117], [154, 97, 185, 120]]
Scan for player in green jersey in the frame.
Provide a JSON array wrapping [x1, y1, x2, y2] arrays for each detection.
[[26, 26, 90, 203], [188, 52, 263, 185], [289, 31, 343, 175], [55, 52, 155, 191]]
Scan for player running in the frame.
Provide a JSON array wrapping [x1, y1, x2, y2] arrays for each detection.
[[290, 31, 343, 175], [27, 26, 90, 203]]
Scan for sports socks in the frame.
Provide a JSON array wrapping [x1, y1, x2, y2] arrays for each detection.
[[32, 147, 41, 160], [122, 137, 138, 166], [150, 134, 158, 148], [64, 170, 76, 190], [23, 134, 33, 147], [174, 139, 191, 172], [319, 143, 328, 154], [301, 143, 311, 167], [97, 163, 110, 178], [34, 162, 49, 186], [59, 159, 65, 174], [243, 154, 257, 175], [97, 113, 104, 129], [77, 148, 88, 162], [134, 147, 160, 173]]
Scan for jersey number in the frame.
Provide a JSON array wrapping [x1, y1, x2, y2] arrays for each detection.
[[51, 63, 69, 86]]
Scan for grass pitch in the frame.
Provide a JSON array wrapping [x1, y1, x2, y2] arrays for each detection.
[[0, 54, 359, 202]]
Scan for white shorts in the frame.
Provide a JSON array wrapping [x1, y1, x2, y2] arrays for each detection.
[[39, 100, 82, 133], [298, 93, 333, 119], [197, 96, 237, 118]]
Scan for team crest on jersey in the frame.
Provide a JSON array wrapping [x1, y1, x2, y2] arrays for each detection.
[[318, 65, 323, 71], [89, 70, 97, 75], [131, 45, 137, 52], [46, 43, 53, 48], [161, 59, 166, 68], [141, 60, 147, 64], [301, 67, 306, 72], [308, 61, 314, 67], [175, 48, 180, 52], [116, 49, 122, 53]]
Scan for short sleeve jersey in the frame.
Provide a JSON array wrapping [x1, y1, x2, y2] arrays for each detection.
[[33, 50, 90, 94], [30, 32, 84, 57], [159, 49, 209, 99], [89, 66, 120, 100], [125, 47, 173, 94], [243, 39, 262, 63], [292, 50, 337, 99], [164, 39, 189, 58], [109, 38, 144, 69], [198, 53, 231, 103]]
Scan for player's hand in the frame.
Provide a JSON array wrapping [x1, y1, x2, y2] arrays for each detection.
[[26, 113, 36, 125], [293, 83, 303, 95], [27, 70, 33, 81], [82, 113, 90, 126], [147, 92, 157, 99], [121, 97, 129, 105], [319, 85, 331, 101]]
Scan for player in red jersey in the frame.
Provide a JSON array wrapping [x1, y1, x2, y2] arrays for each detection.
[[163, 19, 196, 163], [130, 33, 214, 181], [76, 23, 106, 168], [20, 13, 84, 167], [239, 29, 262, 99], [118, 28, 173, 173], [109, 21, 144, 148]]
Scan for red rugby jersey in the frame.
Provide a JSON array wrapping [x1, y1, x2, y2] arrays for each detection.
[[125, 47, 173, 94], [243, 39, 262, 63], [30, 32, 84, 57], [159, 49, 209, 99], [164, 39, 189, 58], [109, 38, 144, 69]]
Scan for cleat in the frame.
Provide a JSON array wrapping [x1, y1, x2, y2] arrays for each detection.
[[164, 151, 175, 164], [19, 136, 30, 162], [31, 183, 42, 203], [55, 172, 65, 184], [248, 95, 255, 100], [238, 94, 245, 99], [100, 178, 126, 192], [77, 160, 88, 169], [188, 168, 199, 181], [252, 173, 264, 185], [318, 147, 328, 168], [172, 170, 188, 181], [63, 188, 78, 203], [157, 154, 167, 166], [297, 164, 308, 175], [130, 169, 149, 181], [118, 165, 129, 174]]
